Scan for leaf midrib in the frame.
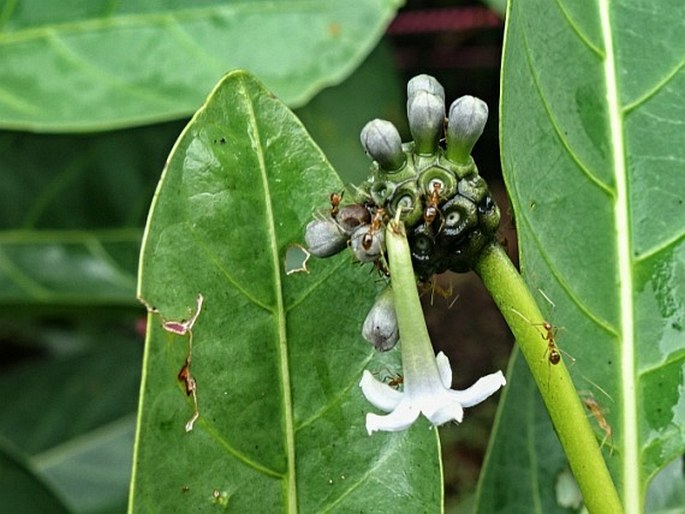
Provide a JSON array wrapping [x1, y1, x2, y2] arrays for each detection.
[[599, 1, 639, 510], [240, 77, 298, 513]]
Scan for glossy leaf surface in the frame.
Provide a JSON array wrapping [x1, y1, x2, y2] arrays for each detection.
[[0, 0, 401, 131], [477, 0, 685, 512], [132, 71, 441, 511]]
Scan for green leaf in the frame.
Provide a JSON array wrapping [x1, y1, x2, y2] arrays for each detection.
[[0, 338, 141, 455], [478, 0, 685, 511], [0, 437, 69, 514], [0, 0, 402, 132], [132, 70, 441, 511], [0, 123, 183, 308], [32, 416, 135, 514], [0, 336, 141, 513]]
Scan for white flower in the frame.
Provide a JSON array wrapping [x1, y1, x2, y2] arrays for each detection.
[[359, 351, 505, 434]]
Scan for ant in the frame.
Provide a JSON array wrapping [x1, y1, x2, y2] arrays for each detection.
[[386, 373, 404, 389], [583, 396, 613, 453], [374, 370, 404, 390], [510, 307, 565, 366], [362, 208, 385, 251], [540, 320, 561, 365], [423, 181, 443, 225], [330, 191, 344, 218], [419, 276, 460, 309]]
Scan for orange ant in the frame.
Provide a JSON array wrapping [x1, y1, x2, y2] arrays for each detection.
[[423, 181, 443, 225], [511, 307, 565, 366], [330, 191, 344, 218], [420, 275, 460, 309], [373, 370, 403, 389], [362, 208, 385, 251], [386, 373, 404, 389], [540, 320, 561, 365], [583, 396, 613, 453]]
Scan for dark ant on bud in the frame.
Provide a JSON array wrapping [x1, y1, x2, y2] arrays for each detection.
[[330, 191, 344, 218], [362, 208, 386, 251], [423, 181, 443, 225]]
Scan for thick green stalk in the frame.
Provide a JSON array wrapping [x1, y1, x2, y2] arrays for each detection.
[[385, 220, 442, 386], [475, 243, 623, 513]]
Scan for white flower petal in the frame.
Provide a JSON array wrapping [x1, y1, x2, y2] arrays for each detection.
[[424, 398, 464, 426], [435, 351, 452, 388], [359, 370, 403, 412], [449, 370, 506, 408], [365, 400, 420, 434]]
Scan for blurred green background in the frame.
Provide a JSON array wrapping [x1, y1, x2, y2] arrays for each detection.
[[0, 1, 513, 512]]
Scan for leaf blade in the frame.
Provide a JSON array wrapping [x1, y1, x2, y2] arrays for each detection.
[[479, 0, 685, 510], [132, 70, 441, 511], [0, 0, 402, 131]]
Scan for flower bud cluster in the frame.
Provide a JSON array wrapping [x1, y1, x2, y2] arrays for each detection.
[[304, 74, 501, 353], [355, 74, 500, 280], [304, 200, 388, 264]]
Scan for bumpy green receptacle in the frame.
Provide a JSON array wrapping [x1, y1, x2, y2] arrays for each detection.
[[355, 80, 500, 280]]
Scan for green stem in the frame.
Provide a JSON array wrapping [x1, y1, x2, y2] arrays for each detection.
[[385, 220, 442, 386], [474, 243, 623, 514]]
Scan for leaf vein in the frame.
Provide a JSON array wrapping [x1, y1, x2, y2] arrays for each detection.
[[187, 224, 273, 313], [635, 229, 685, 262], [240, 77, 298, 510], [295, 353, 374, 432], [508, 171, 619, 337], [624, 57, 685, 115], [285, 255, 351, 313], [554, 0, 604, 58], [44, 31, 180, 109], [320, 434, 404, 513], [199, 421, 284, 479], [520, 21, 614, 198], [0, 247, 53, 300]]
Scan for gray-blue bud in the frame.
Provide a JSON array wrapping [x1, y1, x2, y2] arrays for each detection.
[[360, 119, 406, 171], [350, 224, 385, 263], [407, 74, 445, 104], [304, 217, 348, 257], [362, 286, 399, 351], [407, 91, 446, 155], [446, 95, 489, 164]]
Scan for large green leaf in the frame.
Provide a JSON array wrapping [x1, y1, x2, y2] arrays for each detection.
[[0, 333, 142, 513], [0, 437, 69, 514], [132, 70, 441, 511], [0, 123, 182, 308], [477, 0, 685, 512], [0, 0, 401, 131]]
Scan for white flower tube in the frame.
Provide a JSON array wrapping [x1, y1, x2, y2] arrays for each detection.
[[359, 219, 505, 434]]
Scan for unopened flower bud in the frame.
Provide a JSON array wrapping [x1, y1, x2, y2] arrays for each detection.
[[350, 224, 385, 263], [304, 218, 347, 257], [360, 119, 406, 171], [336, 203, 371, 235], [362, 286, 398, 351], [446, 95, 488, 164], [407, 91, 445, 155], [407, 74, 445, 104]]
